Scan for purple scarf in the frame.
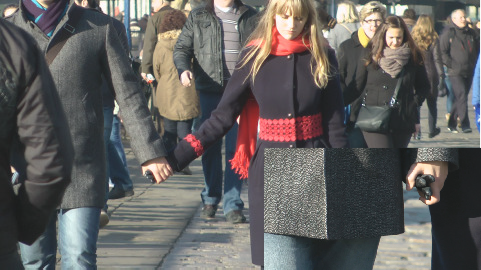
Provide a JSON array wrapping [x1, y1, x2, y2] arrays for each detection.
[[22, 0, 68, 37]]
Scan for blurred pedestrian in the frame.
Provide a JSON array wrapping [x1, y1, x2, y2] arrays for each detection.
[[402, 8, 416, 32], [173, 0, 257, 225], [440, 9, 480, 133], [8, 0, 173, 268], [339, 1, 387, 147], [168, 0, 347, 266], [0, 19, 72, 268], [412, 15, 445, 138], [327, 1, 360, 53], [153, 9, 200, 175], [472, 54, 480, 132], [141, 0, 174, 83], [345, 16, 429, 148]]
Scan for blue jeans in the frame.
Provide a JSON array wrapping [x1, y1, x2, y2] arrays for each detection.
[[109, 115, 133, 191], [103, 107, 114, 210], [264, 233, 380, 269], [20, 207, 101, 269], [198, 92, 244, 214]]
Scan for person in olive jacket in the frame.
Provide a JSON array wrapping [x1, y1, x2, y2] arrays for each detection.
[[0, 19, 73, 267], [345, 16, 429, 148], [173, 0, 258, 224]]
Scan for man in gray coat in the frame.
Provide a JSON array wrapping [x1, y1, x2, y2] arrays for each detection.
[[8, 0, 173, 268]]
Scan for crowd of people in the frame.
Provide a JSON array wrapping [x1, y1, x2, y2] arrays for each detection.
[[0, 0, 480, 269]]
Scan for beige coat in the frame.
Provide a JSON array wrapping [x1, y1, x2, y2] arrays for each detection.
[[153, 30, 200, 121]]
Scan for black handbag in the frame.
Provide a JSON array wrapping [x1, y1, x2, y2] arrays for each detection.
[[355, 69, 404, 133]]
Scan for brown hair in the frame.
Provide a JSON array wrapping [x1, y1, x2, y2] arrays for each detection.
[[367, 16, 423, 67], [158, 10, 187, 33], [411, 15, 438, 51]]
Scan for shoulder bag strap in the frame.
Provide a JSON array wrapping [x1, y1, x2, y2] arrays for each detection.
[[339, 23, 353, 34], [45, 5, 84, 66], [389, 68, 405, 107]]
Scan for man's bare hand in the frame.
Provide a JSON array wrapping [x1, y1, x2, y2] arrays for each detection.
[[141, 72, 148, 81], [180, 70, 193, 87], [406, 161, 448, 205], [141, 157, 174, 183]]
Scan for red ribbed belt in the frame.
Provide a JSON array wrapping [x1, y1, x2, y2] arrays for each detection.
[[259, 113, 323, 142]]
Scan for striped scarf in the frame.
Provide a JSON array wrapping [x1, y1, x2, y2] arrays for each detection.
[[22, 0, 69, 37]]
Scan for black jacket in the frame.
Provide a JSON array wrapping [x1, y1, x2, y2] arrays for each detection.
[[422, 40, 444, 98], [338, 30, 370, 123], [440, 23, 480, 77], [173, 0, 257, 93], [0, 19, 73, 250], [346, 54, 430, 132]]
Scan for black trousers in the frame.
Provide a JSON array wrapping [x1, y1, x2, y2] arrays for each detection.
[[362, 130, 412, 148], [426, 95, 438, 133], [429, 149, 481, 270], [448, 75, 473, 129]]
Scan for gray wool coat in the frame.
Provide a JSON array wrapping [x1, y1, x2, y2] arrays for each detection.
[[264, 148, 458, 240], [8, 2, 167, 209]]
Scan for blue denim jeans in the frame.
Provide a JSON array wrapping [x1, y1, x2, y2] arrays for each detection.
[[264, 233, 380, 269], [445, 67, 455, 113], [198, 92, 244, 214], [109, 115, 133, 191], [103, 107, 114, 210], [20, 207, 101, 269]]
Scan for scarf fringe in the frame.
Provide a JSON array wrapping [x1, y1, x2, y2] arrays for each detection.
[[230, 150, 250, 180]]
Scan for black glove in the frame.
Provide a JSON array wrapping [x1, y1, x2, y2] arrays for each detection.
[[415, 174, 435, 200], [438, 76, 447, 97]]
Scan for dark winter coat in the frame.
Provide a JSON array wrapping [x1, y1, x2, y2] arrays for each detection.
[[338, 30, 370, 123], [345, 53, 430, 132], [173, 0, 258, 94], [141, 5, 174, 74], [8, 1, 167, 209], [421, 39, 444, 98], [0, 19, 73, 252], [167, 47, 348, 265], [264, 148, 458, 240], [440, 23, 480, 78]]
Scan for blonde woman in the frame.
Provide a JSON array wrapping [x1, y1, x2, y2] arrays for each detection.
[[327, 1, 360, 52], [166, 0, 347, 266], [411, 15, 445, 138]]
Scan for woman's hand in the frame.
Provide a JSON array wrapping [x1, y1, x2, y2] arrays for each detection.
[[406, 161, 448, 205], [141, 157, 174, 183]]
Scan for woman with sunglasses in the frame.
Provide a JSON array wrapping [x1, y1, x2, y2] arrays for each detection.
[[346, 16, 430, 148]]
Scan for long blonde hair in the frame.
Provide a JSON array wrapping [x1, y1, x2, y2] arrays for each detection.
[[411, 15, 438, 51], [239, 0, 331, 89]]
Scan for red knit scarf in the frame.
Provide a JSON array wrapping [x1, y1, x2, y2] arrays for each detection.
[[230, 27, 310, 179]]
